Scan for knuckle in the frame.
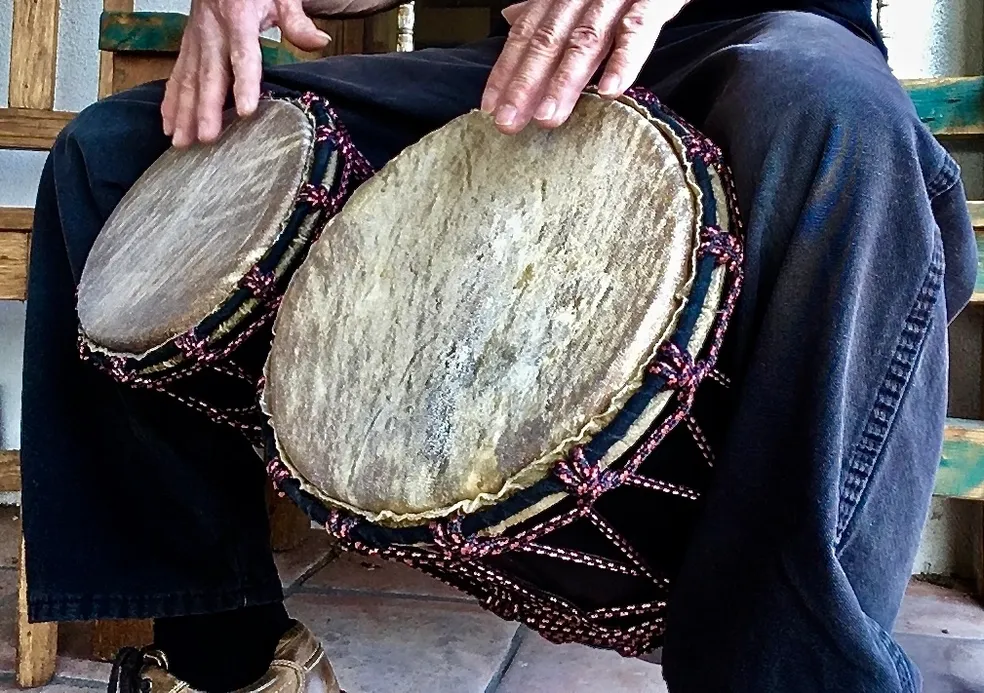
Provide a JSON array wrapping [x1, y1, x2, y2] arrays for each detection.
[[620, 11, 646, 33], [172, 73, 196, 93], [229, 46, 249, 64], [567, 24, 603, 53], [528, 26, 564, 53], [507, 18, 538, 42]]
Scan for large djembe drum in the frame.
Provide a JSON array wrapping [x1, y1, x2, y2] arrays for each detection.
[[261, 90, 743, 657], [77, 92, 372, 443]]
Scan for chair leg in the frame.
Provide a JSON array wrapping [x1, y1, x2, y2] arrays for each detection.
[[91, 620, 153, 662], [16, 538, 57, 688]]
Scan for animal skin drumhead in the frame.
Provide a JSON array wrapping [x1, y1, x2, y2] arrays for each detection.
[[78, 100, 314, 353], [264, 94, 701, 525]]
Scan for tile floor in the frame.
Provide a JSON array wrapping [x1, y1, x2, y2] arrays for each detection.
[[0, 509, 980, 692]]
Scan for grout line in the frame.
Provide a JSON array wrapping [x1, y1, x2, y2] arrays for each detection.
[[50, 674, 110, 689], [282, 545, 342, 597], [0, 671, 107, 689], [291, 584, 476, 605], [484, 626, 526, 693]]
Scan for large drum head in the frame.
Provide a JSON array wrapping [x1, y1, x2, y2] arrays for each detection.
[[265, 94, 703, 524], [79, 100, 315, 353]]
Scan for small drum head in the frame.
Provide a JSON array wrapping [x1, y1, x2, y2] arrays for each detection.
[[265, 94, 704, 524], [79, 100, 314, 353]]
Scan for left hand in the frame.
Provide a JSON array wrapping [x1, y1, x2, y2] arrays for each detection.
[[482, 0, 685, 134]]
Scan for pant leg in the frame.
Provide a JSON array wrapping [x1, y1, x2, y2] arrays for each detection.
[[641, 12, 977, 692], [22, 40, 503, 622]]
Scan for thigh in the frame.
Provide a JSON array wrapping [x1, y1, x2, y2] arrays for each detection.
[[263, 38, 503, 168]]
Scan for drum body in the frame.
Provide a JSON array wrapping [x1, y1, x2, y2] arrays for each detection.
[[77, 93, 372, 443], [262, 90, 743, 656]]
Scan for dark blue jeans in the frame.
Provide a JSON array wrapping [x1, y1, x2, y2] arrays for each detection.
[[21, 10, 977, 692]]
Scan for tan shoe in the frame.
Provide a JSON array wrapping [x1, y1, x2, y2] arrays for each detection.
[[109, 622, 341, 693]]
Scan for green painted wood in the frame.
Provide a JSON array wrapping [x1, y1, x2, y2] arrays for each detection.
[[903, 77, 984, 136], [99, 11, 298, 66], [938, 418, 984, 500]]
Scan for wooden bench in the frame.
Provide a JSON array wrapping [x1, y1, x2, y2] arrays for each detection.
[[0, 9, 982, 687]]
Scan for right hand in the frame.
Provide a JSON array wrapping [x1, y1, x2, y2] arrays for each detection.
[[163, 0, 331, 148]]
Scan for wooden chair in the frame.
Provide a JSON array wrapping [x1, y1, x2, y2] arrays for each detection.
[[1, 1, 412, 686], [1, 3, 982, 686]]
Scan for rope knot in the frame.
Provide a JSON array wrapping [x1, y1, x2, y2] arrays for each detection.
[[431, 515, 487, 559], [298, 91, 320, 109], [699, 225, 743, 271], [326, 509, 360, 540], [554, 448, 617, 508], [107, 355, 135, 384], [174, 330, 210, 361], [684, 133, 722, 166], [266, 456, 291, 486], [298, 182, 335, 210], [649, 342, 700, 396]]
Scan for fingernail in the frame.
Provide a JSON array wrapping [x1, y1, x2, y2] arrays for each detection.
[[316, 30, 331, 42], [535, 99, 556, 121], [495, 104, 517, 127], [598, 74, 621, 96]]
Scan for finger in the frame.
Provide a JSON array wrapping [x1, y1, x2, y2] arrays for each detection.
[[228, 10, 264, 117], [277, 0, 331, 51], [490, 0, 590, 134], [171, 30, 202, 148], [533, 0, 625, 127], [501, 0, 530, 25], [161, 44, 189, 136], [196, 27, 230, 143], [597, 0, 662, 98], [481, 0, 551, 114]]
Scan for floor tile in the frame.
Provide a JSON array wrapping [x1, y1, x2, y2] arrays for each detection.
[[0, 509, 19, 571], [897, 633, 984, 692], [301, 551, 472, 602], [286, 591, 519, 693], [275, 529, 340, 591], [0, 682, 102, 693], [0, 570, 17, 603], [494, 628, 668, 693], [896, 579, 984, 639]]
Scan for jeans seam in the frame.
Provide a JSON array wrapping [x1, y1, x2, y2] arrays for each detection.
[[875, 622, 919, 692], [834, 240, 944, 546], [925, 155, 960, 201]]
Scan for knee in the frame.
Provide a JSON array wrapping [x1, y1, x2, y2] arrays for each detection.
[[704, 12, 940, 179], [51, 82, 171, 202]]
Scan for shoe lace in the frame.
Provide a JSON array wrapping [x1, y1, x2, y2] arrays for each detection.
[[109, 647, 168, 693]]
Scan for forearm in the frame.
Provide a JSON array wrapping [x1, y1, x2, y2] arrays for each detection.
[[302, 0, 407, 19]]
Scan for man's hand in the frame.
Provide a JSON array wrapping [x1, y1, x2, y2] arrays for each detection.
[[163, 0, 330, 148], [483, 0, 685, 134]]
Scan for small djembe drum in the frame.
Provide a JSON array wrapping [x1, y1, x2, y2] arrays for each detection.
[[261, 90, 743, 657], [77, 92, 372, 444]]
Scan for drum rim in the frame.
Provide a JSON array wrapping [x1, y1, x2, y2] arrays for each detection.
[[78, 93, 372, 418], [263, 89, 743, 539]]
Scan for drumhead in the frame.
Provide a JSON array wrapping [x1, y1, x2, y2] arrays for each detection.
[[264, 94, 707, 525], [79, 100, 315, 353]]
